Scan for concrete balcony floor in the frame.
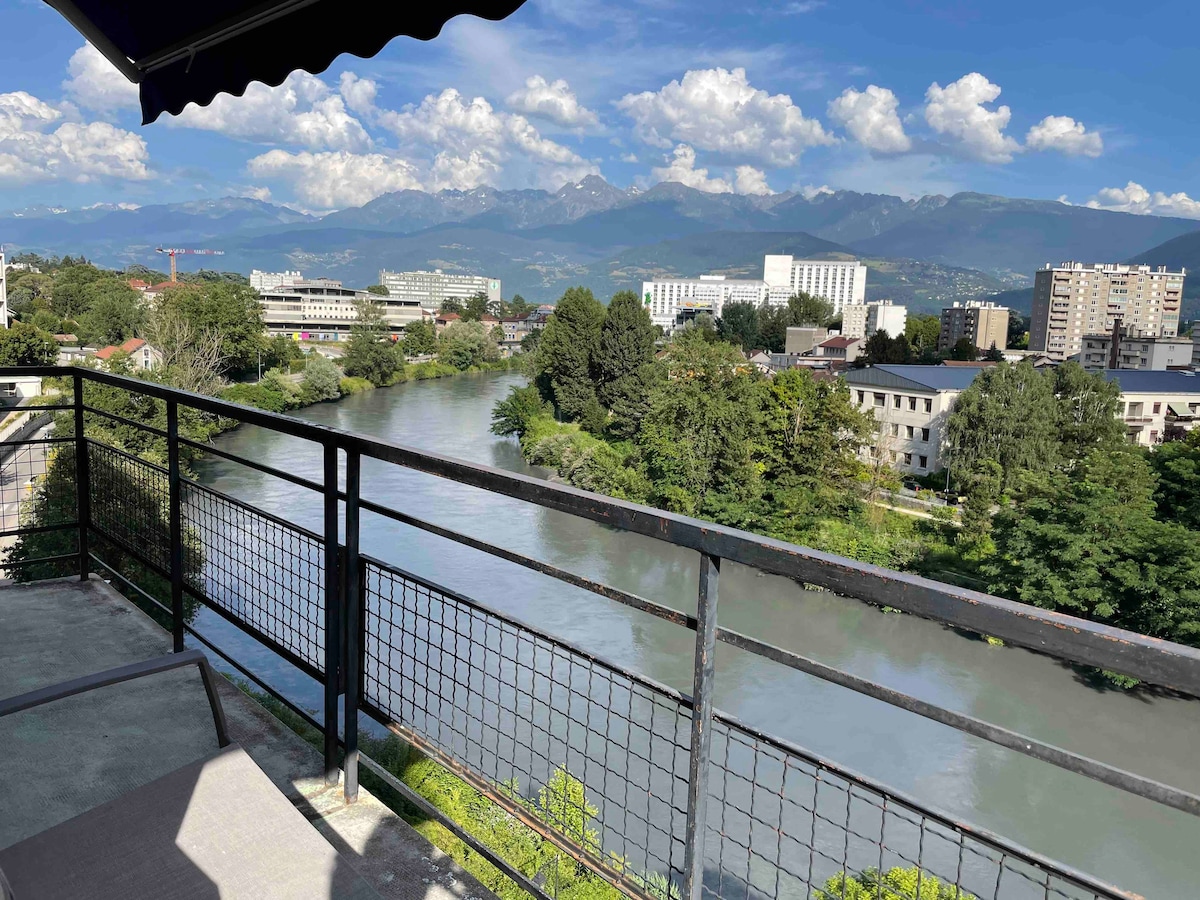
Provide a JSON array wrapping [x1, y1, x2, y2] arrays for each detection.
[[0, 576, 497, 900]]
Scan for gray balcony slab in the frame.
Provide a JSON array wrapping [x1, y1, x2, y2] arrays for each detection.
[[0, 575, 499, 900]]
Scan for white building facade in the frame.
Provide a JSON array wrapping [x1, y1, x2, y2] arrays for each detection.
[[1104, 371, 1200, 446], [642, 275, 768, 329], [260, 278, 423, 340], [763, 256, 867, 315], [250, 270, 303, 292], [381, 269, 501, 309], [1080, 334, 1193, 371], [841, 300, 907, 339]]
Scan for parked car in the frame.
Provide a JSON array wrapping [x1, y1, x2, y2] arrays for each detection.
[[936, 490, 967, 505], [901, 478, 921, 493]]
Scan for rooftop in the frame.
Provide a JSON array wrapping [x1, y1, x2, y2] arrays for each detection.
[[844, 363, 982, 391], [1102, 369, 1200, 393]]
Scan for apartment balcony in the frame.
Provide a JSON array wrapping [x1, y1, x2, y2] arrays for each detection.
[[1, 366, 1197, 900]]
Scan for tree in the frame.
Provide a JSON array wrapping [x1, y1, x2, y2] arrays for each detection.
[[366, 284, 389, 295], [787, 291, 833, 327], [491, 384, 551, 437], [300, 353, 342, 402], [958, 458, 1002, 555], [503, 294, 533, 318], [342, 298, 399, 386], [533, 287, 605, 420], [438, 320, 500, 370], [820, 867, 974, 900], [945, 362, 1059, 492], [402, 319, 437, 356], [261, 333, 303, 372], [594, 291, 656, 407], [1008, 314, 1030, 350], [0, 322, 57, 365], [716, 301, 759, 351], [983, 343, 1004, 362], [859, 330, 912, 365], [1052, 361, 1124, 463], [984, 448, 1200, 646], [155, 281, 265, 375], [758, 304, 791, 352], [142, 305, 226, 395], [439, 297, 464, 315], [948, 337, 979, 361], [520, 329, 541, 354], [1149, 431, 1200, 530], [905, 314, 942, 355], [463, 292, 493, 322]]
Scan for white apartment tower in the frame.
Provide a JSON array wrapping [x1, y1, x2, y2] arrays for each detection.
[[1030, 262, 1184, 362], [380, 269, 500, 309], [763, 255, 867, 315], [642, 275, 768, 329], [842, 299, 907, 340]]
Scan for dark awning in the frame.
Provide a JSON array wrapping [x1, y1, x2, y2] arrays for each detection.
[[43, 0, 528, 125]]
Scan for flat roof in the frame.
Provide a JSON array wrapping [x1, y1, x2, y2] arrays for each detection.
[[1101, 370, 1200, 394]]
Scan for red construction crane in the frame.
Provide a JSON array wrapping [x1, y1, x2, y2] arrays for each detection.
[[155, 246, 225, 283]]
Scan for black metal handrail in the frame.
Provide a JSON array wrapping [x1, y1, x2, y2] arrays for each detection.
[[2, 364, 1196, 900]]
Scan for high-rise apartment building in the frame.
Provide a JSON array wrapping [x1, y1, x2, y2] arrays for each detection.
[[1030, 262, 1184, 361], [938, 301, 1009, 353], [380, 269, 500, 309], [763, 256, 866, 315], [250, 270, 303, 292], [841, 300, 907, 340]]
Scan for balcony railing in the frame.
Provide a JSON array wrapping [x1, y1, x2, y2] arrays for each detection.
[[2, 365, 1199, 900]]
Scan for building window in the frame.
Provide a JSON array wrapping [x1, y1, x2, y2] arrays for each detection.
[[921, 428, 930, 442], [873, 393, 885, 407], [903, 453, 913, 465], [905, 425, 914, 438], [923, 399, 932, 413], [857, 390, 865, 404], [1151, 430, 1159, 442], [1153, 402, 1162, 414], [908, 397, 917, 411], [893, 395, 902, 409], [919, 455, 928, 469]]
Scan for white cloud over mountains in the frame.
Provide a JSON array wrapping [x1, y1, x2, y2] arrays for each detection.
[[924, 73, 1020, 163], [0, 90, 150, 184], [618, 67, 834, 168], [1086, 181, 1200, 219], [1026, 115, 1103, 158], [828, 85, 910, 153], [505, 76, 599, 128], [247, 150, 422, 209], [63, 43, 139, 115]]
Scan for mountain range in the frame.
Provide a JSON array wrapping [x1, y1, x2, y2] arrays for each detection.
[[4, 177, 1200, 315]]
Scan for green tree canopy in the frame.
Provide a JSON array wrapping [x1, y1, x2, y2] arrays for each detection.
[[716, 301, 760, 351], [366, 284, 389, 295], [948, 337, 979, 361], [787, 291, 834, 327], [0, 322, 57, 365], [300, 353, 342, 402], [1149, 431, 1200, 530], [905, 314, 942, 355], [75, 282, 145, 346], [534, 287, 605, 420], [402, 319, 437, 357], [463, 292, 493, 322], [594, 291, 656, 407], [342, 298, 399, 386], [156, 281, 265, 375], [439, 320, 500, 370], [1052, 361, 1125, 462]]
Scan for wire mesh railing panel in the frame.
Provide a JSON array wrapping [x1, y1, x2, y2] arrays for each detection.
[[182, 482, 326, 673], [88, 442, 170, 571], [703, 717, 1114, 900], [362, 560, 694, 889], [0, 439, 75, 532]]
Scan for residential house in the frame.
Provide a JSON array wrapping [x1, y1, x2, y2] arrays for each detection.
[[1080, 333, 1192, 371], [1102, 370, 1200, 446], [812, 335, 862, 364], [843, 365, 982, 475], [95, 338, 161, 371]]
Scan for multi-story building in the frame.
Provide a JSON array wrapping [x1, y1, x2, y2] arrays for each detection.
[[763, 256, 866, 315], [642, 275, 768, 329], [380, 269, 500, 310], [842, 300, 907, 340], [938, 301, 1009, 353], [1080, 332, 1193, 372], [250, 270, 302, 292], [259, 278, 422, 340], [0, 251, 8, 326], [784, 327, 828, 355], [1103, 370, 1200, 446], [1030, 262, 1184, 362], [843, 365, 981, 475]]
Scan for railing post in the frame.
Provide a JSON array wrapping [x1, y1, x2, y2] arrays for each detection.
[[166, 400, 184, 653], [72, 373, 89, 581], [683, 552, 720, 900], [322, 442, 342, 786], [342, 449, 361, 803]]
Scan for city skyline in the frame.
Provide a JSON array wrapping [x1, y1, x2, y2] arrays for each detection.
[[1, 0, 1198, 217]]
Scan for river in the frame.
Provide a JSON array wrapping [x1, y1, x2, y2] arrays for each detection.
[[192, 371, 1198, 899]]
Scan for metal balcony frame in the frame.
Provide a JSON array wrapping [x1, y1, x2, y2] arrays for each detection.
[[3, 364, 1199, 900]]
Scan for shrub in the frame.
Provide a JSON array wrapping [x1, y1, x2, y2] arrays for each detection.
[[300, 353, 342, 402]]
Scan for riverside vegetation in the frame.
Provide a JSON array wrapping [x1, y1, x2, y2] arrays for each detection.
[[494, 287, 1200, 652]]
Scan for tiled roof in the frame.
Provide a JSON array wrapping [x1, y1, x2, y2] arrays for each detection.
[[120, 338, 146, 352], [819, 336, 860, 349]]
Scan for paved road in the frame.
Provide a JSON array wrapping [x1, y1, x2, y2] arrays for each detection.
[[0, 427, 53, 563]]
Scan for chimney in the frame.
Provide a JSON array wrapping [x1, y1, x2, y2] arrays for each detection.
[[1108, 317, 1122, 370]]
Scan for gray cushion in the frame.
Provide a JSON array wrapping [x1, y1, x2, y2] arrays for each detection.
[[0, 743, 379, 900]]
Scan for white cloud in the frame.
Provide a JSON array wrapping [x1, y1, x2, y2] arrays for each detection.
[[1085, 181, 1200, 219], [923, 73, 1019, 163], [378, 88, 597, 190], [0, 91, 150, 184], [62, 43, 139, 115], [783, 0, 824, 11], [1026, 115, 1102, 158], [246, 149, 422, 208], [617, 67, 834, 167], [734, 165, 773, 195], [170, 72, 371, 151], [505, 76, 598, 128], [338, 72, 378, 118], [650, 144, 732, 193], [828, 85, 911, 154]]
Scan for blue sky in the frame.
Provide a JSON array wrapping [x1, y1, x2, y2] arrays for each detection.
[[1, 0, 1198, 217]]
